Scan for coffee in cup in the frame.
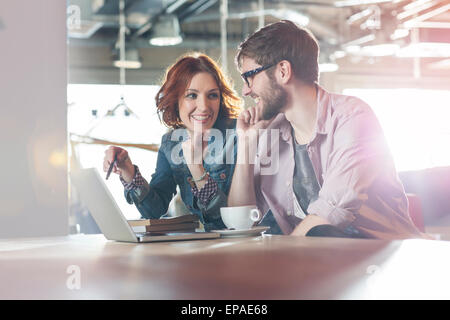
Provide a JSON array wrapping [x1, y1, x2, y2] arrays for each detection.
[[220, 205, 261, 230]]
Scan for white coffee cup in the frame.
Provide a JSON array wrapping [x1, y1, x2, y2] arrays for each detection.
[[220, 205, 261, 230]]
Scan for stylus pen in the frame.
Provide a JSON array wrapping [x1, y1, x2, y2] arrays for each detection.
[[105, 154, 117, 180]]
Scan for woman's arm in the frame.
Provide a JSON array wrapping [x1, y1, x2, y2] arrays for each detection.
[[130, 149, 177, 219], [104, 145, 177, 219]]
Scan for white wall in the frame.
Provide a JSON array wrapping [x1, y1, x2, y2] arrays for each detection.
[[0, 1, 68, 238]]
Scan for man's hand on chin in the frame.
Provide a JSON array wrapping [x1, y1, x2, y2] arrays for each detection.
[[291, 214, 331, 236]]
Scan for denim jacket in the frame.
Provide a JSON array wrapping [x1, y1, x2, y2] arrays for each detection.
[[124, 118, 237, 230]]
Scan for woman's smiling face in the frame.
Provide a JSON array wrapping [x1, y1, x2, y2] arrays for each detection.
[[178, 72, 221, 133]]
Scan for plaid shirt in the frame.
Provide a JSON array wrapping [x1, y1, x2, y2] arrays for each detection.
[[190, 174, 218, 206], [120, 165, 146, 190], [120, 165, 218, 206]]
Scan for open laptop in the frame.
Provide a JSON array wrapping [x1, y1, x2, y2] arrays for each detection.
[[70, 168, 220, 243]]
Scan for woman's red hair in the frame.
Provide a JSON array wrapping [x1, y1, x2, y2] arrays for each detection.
[[156, 52, 241, 129]]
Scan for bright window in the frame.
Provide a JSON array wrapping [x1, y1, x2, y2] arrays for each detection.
[[343, 88, 450, 172], [68, 84, 167, 219]]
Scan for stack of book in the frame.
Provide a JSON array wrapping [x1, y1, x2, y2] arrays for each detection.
[[128, 214, 200, 234]]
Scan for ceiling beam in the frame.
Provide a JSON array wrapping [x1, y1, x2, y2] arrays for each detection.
[[333, 0, 391, 8], [397, 0, 439, 20], [179, 0, 218, 21], [405, 21, 450, 28], [403, 3, 450, 28]]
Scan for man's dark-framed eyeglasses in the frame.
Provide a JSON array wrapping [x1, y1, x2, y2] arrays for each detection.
[[241, 64, 275, 87]]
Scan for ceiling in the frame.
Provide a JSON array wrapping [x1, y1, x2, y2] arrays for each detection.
[[67, 0, 450, 84]]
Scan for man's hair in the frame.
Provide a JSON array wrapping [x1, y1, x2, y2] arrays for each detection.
[[236, 20, 319, 84]]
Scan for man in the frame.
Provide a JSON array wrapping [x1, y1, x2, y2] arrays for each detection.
[[228, 20, 424, 239]]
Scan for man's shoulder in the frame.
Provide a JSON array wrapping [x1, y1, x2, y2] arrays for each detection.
[[328, 91, 373, 118], [325, 92, 384, 138], [316, 88, 378, 134]]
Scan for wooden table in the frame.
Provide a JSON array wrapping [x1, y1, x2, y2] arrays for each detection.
[[1, 234, 449, 299]]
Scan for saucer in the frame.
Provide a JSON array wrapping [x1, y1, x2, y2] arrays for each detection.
[[210, 226, 270, 238]]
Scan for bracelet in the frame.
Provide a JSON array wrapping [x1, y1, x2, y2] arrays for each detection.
[[191, 170, 208, 182]]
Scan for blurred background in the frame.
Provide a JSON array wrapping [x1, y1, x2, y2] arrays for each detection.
[[1, 0, 449, 238]]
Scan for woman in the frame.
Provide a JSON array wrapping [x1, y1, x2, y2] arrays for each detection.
[[103, 53, 241, 230]]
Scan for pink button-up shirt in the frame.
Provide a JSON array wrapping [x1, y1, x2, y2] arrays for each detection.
[[254, 85, 422, 239]]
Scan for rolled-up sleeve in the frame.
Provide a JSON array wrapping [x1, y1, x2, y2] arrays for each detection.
[[191, 175, 218, 206]]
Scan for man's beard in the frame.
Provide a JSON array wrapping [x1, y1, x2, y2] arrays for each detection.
[[260, 81, 287, 120]]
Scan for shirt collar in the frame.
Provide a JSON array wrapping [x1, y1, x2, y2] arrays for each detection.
[[268, 113, 292, 142], [314, 84, 330, 136], [271, 84, 330, 142], [269, 84, 331, 141]]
